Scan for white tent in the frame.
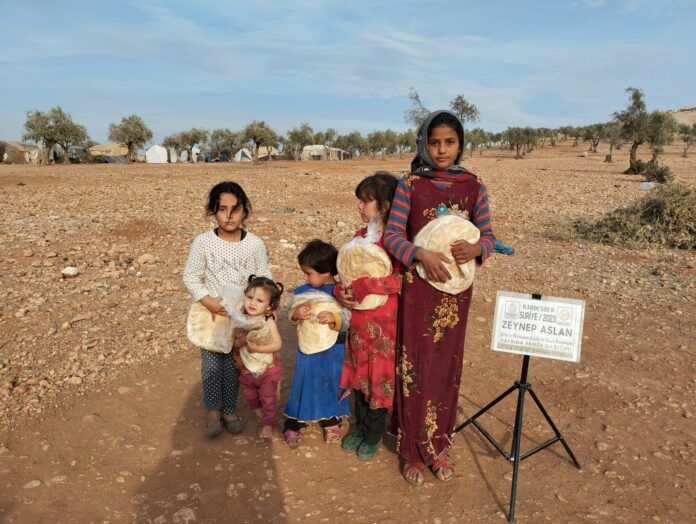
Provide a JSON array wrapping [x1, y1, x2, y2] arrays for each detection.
[[145, 145, 168, 164], [168, 148, 178, 163], [191, 146, 201, 162], [234, 148, 253, 163], [179, 150, 189, 163]]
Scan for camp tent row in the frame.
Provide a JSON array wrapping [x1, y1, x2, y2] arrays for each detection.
[[2, 141, 350, 165]]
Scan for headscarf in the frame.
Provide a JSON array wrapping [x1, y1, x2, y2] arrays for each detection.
[[410, 110, 469, 179]]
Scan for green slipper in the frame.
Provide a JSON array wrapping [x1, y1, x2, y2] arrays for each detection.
[[357, 440, 381, 461], [205, 420, 223, 439], [223, 415, 245, 434], [341, 434, 364, 452]]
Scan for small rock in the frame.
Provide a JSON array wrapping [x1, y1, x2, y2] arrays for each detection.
[[130, 493, 148, 505], [61, 267, 80, 278], [118, 386, 131, 395], [23, 480, 41, 489], [595, 441, 609, 451], [172, 507, 196, 523], [68, 376, 83, 386], [46, 475, 67, 485], [137, 254, 156, 265]]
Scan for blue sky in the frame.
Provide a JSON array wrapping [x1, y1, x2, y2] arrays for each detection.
[[1, 0, 694, 144]]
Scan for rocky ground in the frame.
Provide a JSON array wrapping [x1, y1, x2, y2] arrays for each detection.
[[0, 143, 694, 522]]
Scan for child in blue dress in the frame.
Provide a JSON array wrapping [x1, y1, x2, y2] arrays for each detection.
[[283, 239, 351, 447]]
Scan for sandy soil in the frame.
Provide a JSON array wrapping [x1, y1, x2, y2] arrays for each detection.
[[0, 142, 694, 523]]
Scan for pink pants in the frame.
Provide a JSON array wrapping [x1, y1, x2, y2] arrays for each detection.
[[238, 363, 282, 427]]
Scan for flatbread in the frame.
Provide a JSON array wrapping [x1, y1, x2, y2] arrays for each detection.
[[413, 215, 480, 295], [292, 292, 344, 354], [186, 301, 233, 353], [337, 242, 392, 310], [239, 346, 273, 373]]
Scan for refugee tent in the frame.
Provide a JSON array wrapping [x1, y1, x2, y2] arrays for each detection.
[[168, 148, 178, 163], [191, 146, 201, 163], [257, 147, 281, 161], [89, 143, 128, 157], [179, 150, 189, 162], [234, 148, 253, 163], [301, 145, 350, 161], [145, 145, 168, 163], [0, 141, 40, 164]]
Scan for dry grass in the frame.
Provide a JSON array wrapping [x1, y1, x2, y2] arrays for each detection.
[[577, 182, 696, 249]]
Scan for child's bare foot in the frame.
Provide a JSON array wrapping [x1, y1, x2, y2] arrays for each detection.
[[259, 425, 273, 439]]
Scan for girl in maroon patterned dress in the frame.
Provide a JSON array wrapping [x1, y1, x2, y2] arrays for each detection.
[[383, 110, 496, 485], [335, 172, 401, 461]]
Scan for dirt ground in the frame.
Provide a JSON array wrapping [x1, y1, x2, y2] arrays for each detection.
[[0, 143, 694, 523]]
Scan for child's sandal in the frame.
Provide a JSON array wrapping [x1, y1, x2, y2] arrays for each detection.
[[431, 453, 455, 482], [323, 425, 341, 444], [284, 429, 302, 448]]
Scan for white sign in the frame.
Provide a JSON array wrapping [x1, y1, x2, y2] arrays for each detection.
[[491, 291, 585, 362]]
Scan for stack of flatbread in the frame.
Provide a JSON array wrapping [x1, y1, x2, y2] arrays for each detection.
[[413, 215, 480, 295], [290, 291, 344, 354], [186, 301, 234, 353], [337, 219, 392, 310], [239, 319, 274, 373]]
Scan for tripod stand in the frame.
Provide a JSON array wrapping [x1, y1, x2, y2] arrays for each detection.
[[455, 354, 581, 521]]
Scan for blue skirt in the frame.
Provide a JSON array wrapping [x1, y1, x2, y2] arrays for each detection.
[[283, 344, 350, 422]]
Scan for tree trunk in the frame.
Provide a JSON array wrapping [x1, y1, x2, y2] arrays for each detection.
[[629, 141, 640, 172], [61, 144, 70, 164], [515, 145, 522, 159], [682, 145, 689, 158], [605, 144, 614, 162]]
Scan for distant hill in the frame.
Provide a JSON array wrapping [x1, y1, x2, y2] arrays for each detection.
[[668, 107, 696, 126]]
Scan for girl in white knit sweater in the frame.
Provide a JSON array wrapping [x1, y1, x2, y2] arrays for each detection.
[[183, 181, 272, 438]]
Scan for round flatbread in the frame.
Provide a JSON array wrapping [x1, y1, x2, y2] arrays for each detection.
[[337, 242, 392, 310], [239, 346, 273, 373], [295, 298, 344, 354], [413, 215, 480, 295], [186, 301, 233, 353]]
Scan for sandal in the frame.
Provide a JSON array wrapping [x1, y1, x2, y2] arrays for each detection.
[[431, 453, 454, 482], [323, 425, 341, 444], [204, 420, 223, 439], [401, 461, 426, 486], [223, 414, 245, 434], [284, 429, 302, 448]]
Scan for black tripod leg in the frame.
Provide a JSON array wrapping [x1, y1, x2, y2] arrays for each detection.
[[508, 384, 527, 521], [454, 384, 517, 434], [527, 388, 581, 469]]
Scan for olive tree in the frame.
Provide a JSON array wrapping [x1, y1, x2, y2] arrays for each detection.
[[108, 115, 153, 161], [614, 87, 650, 173], [678, 123, 696, 158], [208, 128, 241, 159], [403, 88, 430, 128], [602, 122, 623, 162], [242, 121, 277, 163], [646, 111, 677, 163], [285, 123, 314, 160], [23, 106, 88, 163]]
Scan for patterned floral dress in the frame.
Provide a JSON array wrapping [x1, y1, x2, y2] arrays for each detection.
[[336, 229, 401, 410], [390, 174, 486, 465]]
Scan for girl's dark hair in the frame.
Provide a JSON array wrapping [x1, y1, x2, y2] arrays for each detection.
[[297, 239, 338, 276], [355, 171, 399, 227], [205, 181, 251, 222], [245, 275, 284, 311], [428, 112, 464, 151]]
